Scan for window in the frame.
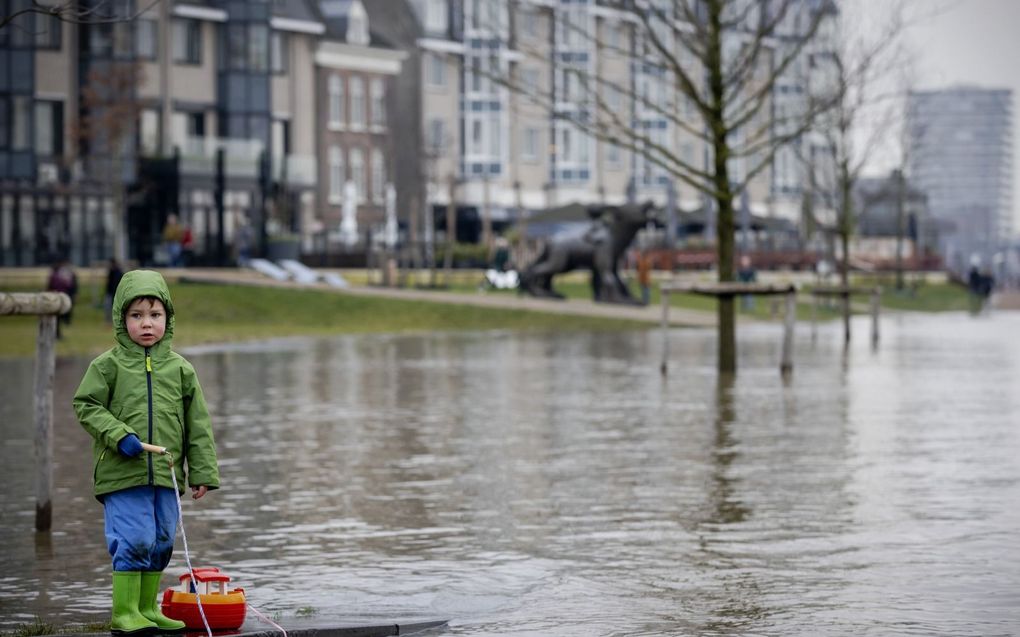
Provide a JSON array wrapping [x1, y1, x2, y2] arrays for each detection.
[[112, 21, 133, 59], [520, 9, 538, 38], [226, 24, 247, 69], [371, 148, 385, 203], [173, 19, 201, 64], [426, 53, 446, 87], [34, 101, 63, 157], [427, 118, 445, 152], [470, 120, 483, 155], [135, 19, 158, 60], [370, 78, 386, 129], [89, 23, 112, 56], [10, 97, 31, 150], [271, 31, 288, 74], [139, 108, 160, 156], [349, 77, 365, 129], [522, 127, 538, 162], [272, 119, 290, 156], [0, 99, 8, 149], [247, 24, 269, 72], [424, 0, 447, 33], [35, 13, 61, 50], [328, 75, 345, 128], [349, 148, 365, 202], [172, 110, 205, 149], [329, 145, 344, 202], [607, 141, 621, 168], [521, 67, 539, 94]]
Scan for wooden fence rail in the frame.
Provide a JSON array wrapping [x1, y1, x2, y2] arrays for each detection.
[[808, 286, 881, 347], [0, 292, 72, 532], [659, 283, 797, 376]]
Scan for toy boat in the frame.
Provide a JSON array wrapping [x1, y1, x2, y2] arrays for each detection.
[[161, 567, 246, 630]]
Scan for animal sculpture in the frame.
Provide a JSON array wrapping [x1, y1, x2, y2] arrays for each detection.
[[520, 202, 655, 304]]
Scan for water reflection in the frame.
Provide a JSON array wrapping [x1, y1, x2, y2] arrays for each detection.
[[1, 314, 1019, 635]]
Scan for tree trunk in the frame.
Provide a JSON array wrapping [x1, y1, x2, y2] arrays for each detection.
[[839, 162, 852, 347], [444, 175, 457, 282], [707, 0, 736, 375], [895, 170, 905, 291]]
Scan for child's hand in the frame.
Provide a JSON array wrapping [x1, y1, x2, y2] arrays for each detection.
[[117, 434, 144, 458], [191, 486, 209, 500]]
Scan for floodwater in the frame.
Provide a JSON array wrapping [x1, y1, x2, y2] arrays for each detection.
[[1, 312, 1019, 636]]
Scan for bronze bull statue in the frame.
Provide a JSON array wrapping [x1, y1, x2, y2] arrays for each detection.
[[520, 202, 656, 304]]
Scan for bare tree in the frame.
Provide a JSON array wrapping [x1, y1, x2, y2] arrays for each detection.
[[74, 61, 145, 262], [0, 0, 161, 30], [496, 0, 837, 374], [803, 1, 911, 346]]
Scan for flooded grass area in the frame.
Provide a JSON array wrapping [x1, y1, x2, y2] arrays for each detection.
[[1, 311, 1018, 635]]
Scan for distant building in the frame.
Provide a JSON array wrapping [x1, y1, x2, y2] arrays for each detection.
[[0, 0, 409, 267], [907, 86, 1014, 273], [853, 171, 934, 269], [316, 0, 407, 247], [405, 0, 837, 253]]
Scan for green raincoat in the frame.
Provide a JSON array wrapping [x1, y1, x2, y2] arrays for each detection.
[[73, 270, 220, 500]]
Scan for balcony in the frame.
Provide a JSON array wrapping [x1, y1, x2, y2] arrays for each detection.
[[272, 154, 317, 188], [178, 136, 263, 179], [175, 136, 316, 188]]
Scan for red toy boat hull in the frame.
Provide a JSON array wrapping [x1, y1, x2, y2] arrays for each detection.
[[161, 588, 247, 630]]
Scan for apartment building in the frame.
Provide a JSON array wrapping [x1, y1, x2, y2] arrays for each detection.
[[908, 86, 1014, 272], [0, 0, 408, 267], [408, 0, 832, 250], [316, 0, 406, 246]]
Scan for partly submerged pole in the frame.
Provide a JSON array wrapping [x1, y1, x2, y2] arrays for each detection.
[[870, 287, 881, 349], [660, 290, 670, 376], [0, 292, 72, 531], [781, 290, 796, 377]]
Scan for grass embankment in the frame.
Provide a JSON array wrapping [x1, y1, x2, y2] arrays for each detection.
[[428, 269, 972, 320], [0, 273, 647, 359]]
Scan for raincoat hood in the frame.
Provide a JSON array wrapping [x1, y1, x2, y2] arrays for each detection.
[[112, 270, 175, 353]]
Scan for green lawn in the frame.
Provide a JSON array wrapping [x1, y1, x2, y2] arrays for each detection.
[[0, 268, 972, 359], [0, 278, 647, 359]]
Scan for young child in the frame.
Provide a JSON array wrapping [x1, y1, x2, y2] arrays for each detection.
[[73, 270, 220, 635]]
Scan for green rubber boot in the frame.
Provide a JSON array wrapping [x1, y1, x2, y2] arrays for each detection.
[[111, 571, 158, 636], [139, 572, 186, 633]]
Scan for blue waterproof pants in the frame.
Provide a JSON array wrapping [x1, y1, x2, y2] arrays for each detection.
[[103, 486, 179, 572]]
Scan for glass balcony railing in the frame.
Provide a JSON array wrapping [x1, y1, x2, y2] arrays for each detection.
[[272, 154, 317, 187]]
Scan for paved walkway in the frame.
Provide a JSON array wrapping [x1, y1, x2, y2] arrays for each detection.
[[172, 268, 718, 328]]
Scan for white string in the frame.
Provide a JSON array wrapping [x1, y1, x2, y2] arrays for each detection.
[[165, 452, 287, 637], [166, 453, 213, 637], [246, 602, 289, 637]]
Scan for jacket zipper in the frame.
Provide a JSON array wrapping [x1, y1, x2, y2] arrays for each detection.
[[146, 347, 154, 485]]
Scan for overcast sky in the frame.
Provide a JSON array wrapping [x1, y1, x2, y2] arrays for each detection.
[[876, 0, 1020, 235]]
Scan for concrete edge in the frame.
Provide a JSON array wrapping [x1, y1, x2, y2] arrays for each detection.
[[39, 619, 449, 637]]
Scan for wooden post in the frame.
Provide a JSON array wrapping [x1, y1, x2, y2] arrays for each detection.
[[660, 290, 670, 376], [0, 292, 71, 532], [35, 315, 57, 531], [811, 293, 818, 344], [870, 288, 880, 349], [780, 290, 796, 377]]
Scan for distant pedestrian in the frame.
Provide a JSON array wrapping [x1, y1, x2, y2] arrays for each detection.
[[162, 214, 185, 267], [236, 219, 253, 267], [47, 257, 78, 338], [104, 258, 124, 324], [181, 224, 194, 267], [738, 254, 757, 311]]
